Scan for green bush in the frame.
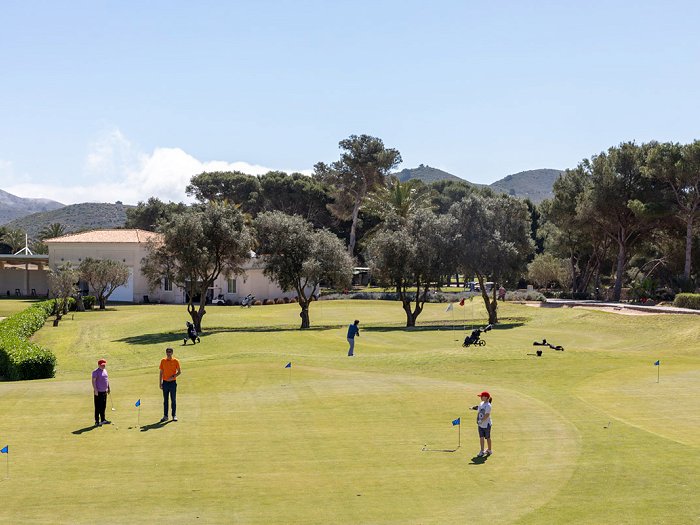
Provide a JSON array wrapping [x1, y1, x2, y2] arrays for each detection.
[[673, 293, 700, 310], [0, 300, 56, 380], [83, 295, 96, 309]]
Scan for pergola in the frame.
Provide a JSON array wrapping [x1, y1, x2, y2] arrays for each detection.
[[0, 254, 49, 297]]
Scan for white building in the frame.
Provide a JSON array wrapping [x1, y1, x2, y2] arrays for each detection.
[[44, 229, 296, 304]]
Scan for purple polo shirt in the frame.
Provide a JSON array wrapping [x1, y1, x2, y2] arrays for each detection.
[[92, 368, 109, 393]]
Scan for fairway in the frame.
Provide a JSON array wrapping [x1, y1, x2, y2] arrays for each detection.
[[1, 300, 699, 524]]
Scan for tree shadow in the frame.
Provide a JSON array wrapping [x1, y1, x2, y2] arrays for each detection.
[[115, 332, 182, 345], [139, 420, 172, 432], [72, 424, 99, 435]]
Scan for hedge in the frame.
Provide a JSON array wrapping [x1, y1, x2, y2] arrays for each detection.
[[0, 301, 56, 380], [673, 293, 700, 310]]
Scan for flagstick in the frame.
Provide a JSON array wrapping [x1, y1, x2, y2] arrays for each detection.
[[657, 364, 660, 384], [458, 423, 461, 449], [138, 405, 141, 428]]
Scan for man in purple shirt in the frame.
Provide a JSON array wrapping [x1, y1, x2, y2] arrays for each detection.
[[91, 359, 111, 426]]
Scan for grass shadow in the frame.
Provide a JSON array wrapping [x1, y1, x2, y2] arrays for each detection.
[[140, 420, 172, 432], [72, 425, 99, 435]]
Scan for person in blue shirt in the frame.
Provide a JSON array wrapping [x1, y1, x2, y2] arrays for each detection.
[[347, 319, 360, 356]]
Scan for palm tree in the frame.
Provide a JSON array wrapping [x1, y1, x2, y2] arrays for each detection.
[[364, 177, 435, 222], [2, 228, 27, 253], [39, 223, 66, 240]]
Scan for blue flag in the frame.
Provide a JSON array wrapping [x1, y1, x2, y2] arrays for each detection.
[[135, 399, 141, 407], [1, 445, 7, 454], [452, 417, 460, 426], [654, 360, 660, 366], [285, 362, 292, 368]]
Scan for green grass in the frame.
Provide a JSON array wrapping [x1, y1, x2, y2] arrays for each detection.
[[0, 300, 699, 524], [0, 297, 41, 318]]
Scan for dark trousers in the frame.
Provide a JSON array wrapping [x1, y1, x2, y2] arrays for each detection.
[[162, 381, 177, 417], [94, 391, 107, 423]]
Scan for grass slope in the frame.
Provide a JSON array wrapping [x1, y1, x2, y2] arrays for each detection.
[[0, 301, 698, 524]]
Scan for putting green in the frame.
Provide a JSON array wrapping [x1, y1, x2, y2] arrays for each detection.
[[576, 366, 700, 447], [1, 300, 699, 523], [0, 361, 577, 524]]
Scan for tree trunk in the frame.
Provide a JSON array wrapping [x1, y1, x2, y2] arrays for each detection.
[[299, 300, 310, 329], [99, 296, 106, 309], [348, 199, 362, 256], [684, 216, 693, 279], [187, 301, 206, 333], [402, 300, 416, 327], [476, 274, 498, 324], [612, 241, 626, 302]]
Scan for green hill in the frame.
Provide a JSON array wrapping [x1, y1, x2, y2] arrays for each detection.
[[4, 202, 131, 239], [489, 169, 563, 203], [395, 165, 562, 203], [393, 165, 468, 184]]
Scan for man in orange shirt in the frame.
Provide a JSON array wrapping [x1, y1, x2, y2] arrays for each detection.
[[159, 347, 181, 422]]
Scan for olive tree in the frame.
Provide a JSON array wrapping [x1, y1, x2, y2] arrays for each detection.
[[142, 202, 253, 332], [79, 258, 131, 310], [254, 211, 353, 329], [366, 210, 456, 327]]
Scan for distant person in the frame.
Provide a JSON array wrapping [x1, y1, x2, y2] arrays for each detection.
[[470, 391, 493, 457], [159, 347, 181, 422], [91, 359, 111, 426], [498, 286, 506, 301], [347, 319, 360, 356]]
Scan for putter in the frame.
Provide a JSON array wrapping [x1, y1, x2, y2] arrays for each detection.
[[109, 392, 116, 411]]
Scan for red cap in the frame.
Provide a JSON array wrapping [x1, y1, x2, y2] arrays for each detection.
[[478, 391, 490, 398], [98, 359, 107, 366]]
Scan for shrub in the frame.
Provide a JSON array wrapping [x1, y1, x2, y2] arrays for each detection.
[[673, 293, 700, 310], [0, 301, 56, 380], [253, 300, 263, 306], [263, 299, 274, 305], [283, 297, 290, 304], [274, 298, 284, 304], [83, 295, 96, 309]]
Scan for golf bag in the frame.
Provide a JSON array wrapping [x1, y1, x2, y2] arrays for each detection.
[[184, 321, 200, 345], [463, 324, 493, 348], [241, 294, 255, 307]]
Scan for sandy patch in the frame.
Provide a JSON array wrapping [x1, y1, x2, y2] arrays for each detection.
[[522, 302, 655, 315]]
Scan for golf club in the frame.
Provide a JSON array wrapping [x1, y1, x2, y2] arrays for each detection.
[[109, 392, 115, 411]]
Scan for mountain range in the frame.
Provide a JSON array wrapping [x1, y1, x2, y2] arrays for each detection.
[[0, 189, 64, 223], [2, 202, 131, 239], [395, 165, 563, 203], [0, 166, 562, 236]]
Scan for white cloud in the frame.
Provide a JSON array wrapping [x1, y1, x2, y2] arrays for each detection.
[[3, 129, 312, 205]]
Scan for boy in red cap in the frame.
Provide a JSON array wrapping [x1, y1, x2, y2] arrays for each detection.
[[91, 359, 111, 426], [471, 391, 493, 457]]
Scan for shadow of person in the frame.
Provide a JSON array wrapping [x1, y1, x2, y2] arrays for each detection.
[[140, 420, 172, 432], [72, 425, 100, 435], [469, 455, 489, 465]]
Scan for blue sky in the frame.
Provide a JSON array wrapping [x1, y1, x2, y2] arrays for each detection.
[[1, 1, 698, 204]]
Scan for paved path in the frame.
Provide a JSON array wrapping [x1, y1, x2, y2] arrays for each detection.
[[544, 299, 700, 315]]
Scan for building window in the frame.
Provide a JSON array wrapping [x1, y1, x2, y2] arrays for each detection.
[[227, 278, 236, 294], [163, 277, 173, 291]]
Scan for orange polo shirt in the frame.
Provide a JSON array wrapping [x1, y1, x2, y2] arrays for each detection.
[[160, 357, 180, 382]]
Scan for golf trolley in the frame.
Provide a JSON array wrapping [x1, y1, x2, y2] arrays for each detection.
[[241, 293, 255, 307], [462, 324, 493, 348], [184, 321, 200, 345]]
